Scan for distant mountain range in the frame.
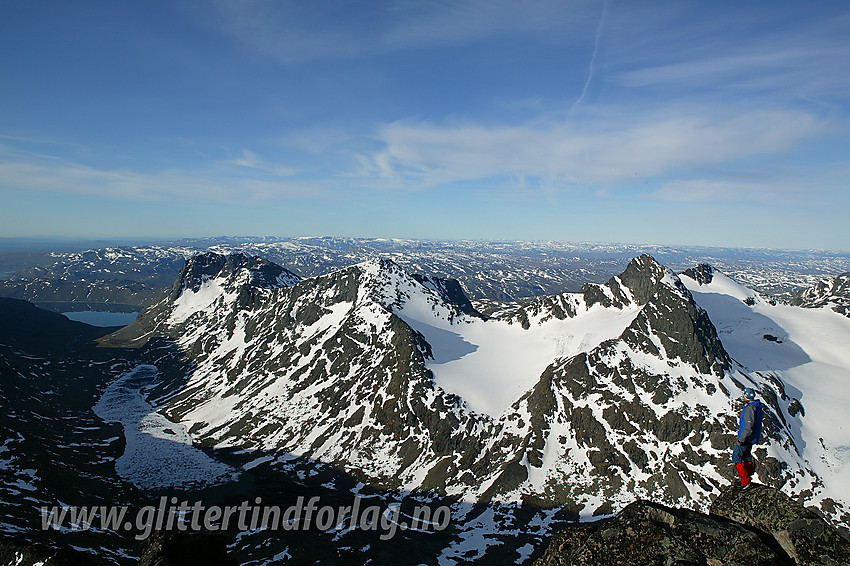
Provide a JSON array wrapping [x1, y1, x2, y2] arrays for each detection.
[[1, 238, 849, 313]]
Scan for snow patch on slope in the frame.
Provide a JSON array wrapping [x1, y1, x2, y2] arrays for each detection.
[[169, 278, 227, 324]]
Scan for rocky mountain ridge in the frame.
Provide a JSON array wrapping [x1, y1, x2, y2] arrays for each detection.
[[3, 249, 850, 564], [99, 252, 842, 529]]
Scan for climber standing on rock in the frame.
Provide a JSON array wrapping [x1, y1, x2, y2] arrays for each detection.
[[733, 388, 763, 488]]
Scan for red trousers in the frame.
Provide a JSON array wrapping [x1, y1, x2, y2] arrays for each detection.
[[736, 461, 755, 486]]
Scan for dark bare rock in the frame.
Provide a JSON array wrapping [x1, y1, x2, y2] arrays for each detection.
[[711, 484, 850, 565], [535, 499, 784, 566], [617, 253, 671, 305], [169, 252, 299, 300], [411, 273, 483, 317], [682, 263, 716, 286], [532, 523, 600, 566], [537, 485, 850, 566], [138, 530, 231, 566], [0, 297, 114, 352]]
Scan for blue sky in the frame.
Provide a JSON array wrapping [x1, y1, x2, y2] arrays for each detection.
[[1, 1, 848, 250]]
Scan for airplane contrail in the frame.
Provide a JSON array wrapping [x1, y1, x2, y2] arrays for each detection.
[[569, 0, 609, 117]]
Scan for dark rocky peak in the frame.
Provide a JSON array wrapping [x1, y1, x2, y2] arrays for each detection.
[[597, 253, 690, 309], [169, 252, 299, 300], [351, 257, 479, 320], [682, 263, 715, 286], [798, 272, 850, 299], [170, 252, 227, 297], [505, 254, 689, 327], [411, 273, 481, 317], [242, 255, 301, 289], [619, 277, 731, 375], [506, 292, 583, 328], [614, 253, 670, 304], [614, 258, 730, 375], [536, 484, 850, 566], [579, 281, 622, 310]]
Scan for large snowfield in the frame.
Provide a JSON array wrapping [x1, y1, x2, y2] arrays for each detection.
[[400, 302, 641, 417]]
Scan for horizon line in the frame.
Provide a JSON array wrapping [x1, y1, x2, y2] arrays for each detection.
[[0, 235, 848, 255]]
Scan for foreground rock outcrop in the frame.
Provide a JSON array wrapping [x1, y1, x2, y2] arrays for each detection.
[[711, 484, 850, 565], [536, 485, 850, 565]]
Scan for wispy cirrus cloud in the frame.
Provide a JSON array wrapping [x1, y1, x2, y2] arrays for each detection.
[[617, 46, 850, 104], [649, 179, 785, 204], [229, 148, 299, 177], [203, 0, 596, 64], [608, 5, 850, 102]]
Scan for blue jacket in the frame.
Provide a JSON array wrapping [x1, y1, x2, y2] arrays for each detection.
[[738, 399, 763, 444]]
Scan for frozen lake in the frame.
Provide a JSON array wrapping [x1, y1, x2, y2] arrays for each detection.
[[93, 364, 239, 490], [63, 311, 138, 327]]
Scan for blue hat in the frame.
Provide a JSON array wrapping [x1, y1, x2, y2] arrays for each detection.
[[743, 388, 756, 400]]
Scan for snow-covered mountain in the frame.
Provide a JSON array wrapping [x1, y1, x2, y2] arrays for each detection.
[[104, 252, 850, 530], [790, 272, 850, 317]]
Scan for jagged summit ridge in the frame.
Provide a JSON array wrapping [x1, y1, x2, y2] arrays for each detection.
[[170, 252, 300, 298], [354, 256, 484, 323]]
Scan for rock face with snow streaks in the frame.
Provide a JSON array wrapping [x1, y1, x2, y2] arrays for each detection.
[[791, 272, 850, 318]]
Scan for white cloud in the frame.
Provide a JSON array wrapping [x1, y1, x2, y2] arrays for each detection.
[[360, 107, 822, 190]]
